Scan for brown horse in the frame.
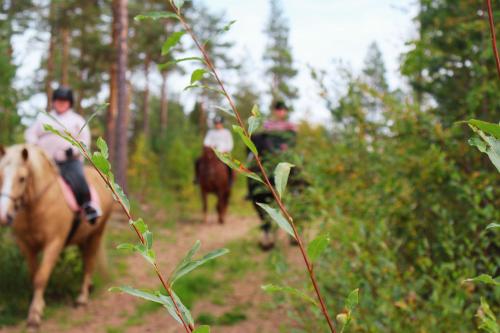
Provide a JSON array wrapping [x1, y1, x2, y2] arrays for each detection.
[[197, 146, 232, 224], [0, 144, 113, 330]]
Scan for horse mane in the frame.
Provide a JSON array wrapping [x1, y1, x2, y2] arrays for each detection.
[[5, 144, 60, 177]]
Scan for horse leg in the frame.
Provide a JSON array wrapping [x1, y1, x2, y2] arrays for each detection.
[[27, 239, 64, 329], [217, 191, 230, 224], [216, 192, 224, 224], [202, 190, 208, 224], [16, 239, 38, 281], [76, 231, 103, 306]]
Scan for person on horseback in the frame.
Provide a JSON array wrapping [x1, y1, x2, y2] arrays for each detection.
[[248, 100, 298, 250], [25, 86, 101, 224], [195, 116, 234, 185]]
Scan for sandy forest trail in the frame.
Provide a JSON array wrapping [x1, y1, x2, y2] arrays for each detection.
[[0, 210, 296, 333]]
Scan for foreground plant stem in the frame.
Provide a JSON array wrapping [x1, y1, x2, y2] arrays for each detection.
[[72, 139, 193, 333], [486, 0, 500, 79], [172, 4, 336, 332]]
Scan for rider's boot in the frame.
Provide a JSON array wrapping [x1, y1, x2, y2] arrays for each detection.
[[82, 202, 101, 225]]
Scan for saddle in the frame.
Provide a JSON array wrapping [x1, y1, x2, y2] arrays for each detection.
[[58, 177, 100, 214]]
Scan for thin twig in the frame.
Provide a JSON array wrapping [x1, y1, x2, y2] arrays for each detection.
[[172, 4, 337, 332], [486, 0, 500, 79], [73, 139, 193, 333]]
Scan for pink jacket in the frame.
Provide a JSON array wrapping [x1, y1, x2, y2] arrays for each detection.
[[25, 111, 90, 162]]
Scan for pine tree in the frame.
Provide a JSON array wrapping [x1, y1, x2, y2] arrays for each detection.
[[401, 0, 500, 126], [263, 0, 298, 106], [189, 3, 238, 127], [362, 42, 388, 94]]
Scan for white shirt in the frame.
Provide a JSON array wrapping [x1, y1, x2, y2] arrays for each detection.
[[25, 110, 90, 162], [203, 128, 233, 153]]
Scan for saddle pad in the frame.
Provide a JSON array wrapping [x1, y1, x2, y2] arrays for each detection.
[[57, 177, 100, 213]]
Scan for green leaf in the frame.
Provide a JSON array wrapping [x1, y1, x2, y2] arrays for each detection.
[[173, 0, 185, 9], [78, 109, 101, 136], [172, 290, 194, 326], [477, 297, 499, 333], [157, 57, 205, 70], [193, 326, 210, 333], [109, 286, 162, 303], [222, 20, 236, 32], [190, 68, 208, 84], [131, 218, 148, 234], [145, 231, 153, 249], [486, 223, 500, 230], [232, 125, 258, 156], [256, 203, 295, 238], [91, 152, 111, 176], [157, 291, 194, 326], [113, 182, 130, 211], [468, 124, 500, 172], [307, 233, 330, 262], [215, 106, 236, 118], [96, 137, 109, 159], [134, 11, 178, 21], [116, 243, 135, 251], [463, 274, 500, 286], [469, 136, 488, 153], [212, 149, 263, 183], [248, 105, 262, 136], [156, 293, 182, 324], [261, 284, 318, 306], [183, 84, 225, 96], [274, 162, 294, 198], [346, 288, 359, 312], [468, 119, 500, 139], [161, 31, 185, 55], [135, 244, 156, 265], [170, 240, 229, 285]]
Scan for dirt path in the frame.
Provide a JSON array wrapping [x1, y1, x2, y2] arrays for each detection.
[[0, 213, 293, 333]]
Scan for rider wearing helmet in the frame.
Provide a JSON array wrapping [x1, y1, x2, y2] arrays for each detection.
[[247, 101, 298, 249], [195, 115, 234, 185], [25, 87, 100, 224]]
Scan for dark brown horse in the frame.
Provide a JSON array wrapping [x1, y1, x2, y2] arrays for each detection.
[[197, 146, 231, 224]]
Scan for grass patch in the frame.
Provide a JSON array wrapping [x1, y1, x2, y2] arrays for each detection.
[[197, 306, 248, 326], [125, 300, 163, 327], [0, 230, 85, 326]]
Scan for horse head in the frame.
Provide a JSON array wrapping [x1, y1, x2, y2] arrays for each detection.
[[0, 145, 31, 226]]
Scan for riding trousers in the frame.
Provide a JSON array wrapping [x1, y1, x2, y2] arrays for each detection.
[[56, 159, 91, 207]]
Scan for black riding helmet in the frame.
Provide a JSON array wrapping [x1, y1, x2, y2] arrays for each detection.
[[52, 87, 74, 107], [274, 100, 288, 110], [213, 115, 224, 124]]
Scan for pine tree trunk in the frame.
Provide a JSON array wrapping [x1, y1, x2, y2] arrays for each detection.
[[107, 0, 120, 165], [46, 1, 56, 112], [61, 27, 70, 86], [142, 53, 151, 138], [199, 98, 206, 136], [160, 70, 168, 136], [114, 0, 129, 191]]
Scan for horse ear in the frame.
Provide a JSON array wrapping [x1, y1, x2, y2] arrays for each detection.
[[21, 148, 29, 161]]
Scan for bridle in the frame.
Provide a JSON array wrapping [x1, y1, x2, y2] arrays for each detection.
[[0, 176, 56, 218], [0, 192, 25, 211]]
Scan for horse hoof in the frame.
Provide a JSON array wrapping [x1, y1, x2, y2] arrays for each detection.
[[75, 296, 88, 307], [27, 316, 41, 332], [258, 240, 275, 251], [26, 324, 39, 333]]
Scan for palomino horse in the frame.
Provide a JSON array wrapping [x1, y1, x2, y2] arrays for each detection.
[[0, 144, 113, 330], [197, 146, 232, 224]]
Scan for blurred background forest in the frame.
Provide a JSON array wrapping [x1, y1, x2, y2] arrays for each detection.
[[0, 0, 499, 332]]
